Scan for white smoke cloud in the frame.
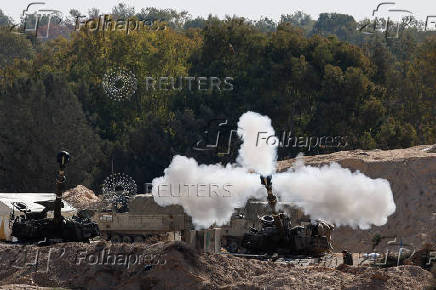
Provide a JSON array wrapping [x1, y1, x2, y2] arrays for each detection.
[[152, 111, 396, 230], [236, 111, 277, 176], [152, 155, 265, 228], [273, 159, 396, 229]]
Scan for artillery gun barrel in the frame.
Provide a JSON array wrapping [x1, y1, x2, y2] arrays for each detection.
[[54, 151, 70, 222], [11, 150, 99, 242], [262, 176, 277, 214], [260, 175, 284, 234]]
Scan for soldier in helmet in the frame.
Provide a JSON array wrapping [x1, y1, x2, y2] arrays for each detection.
[[342, 250, 353, 265]]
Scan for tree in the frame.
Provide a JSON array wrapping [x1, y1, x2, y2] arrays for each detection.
[[112, 3, 135, 19], [0, 30, 34, 78], [312, 13, 360, 43], [253, 17, 276, 33], [376, 118, 418, 149], [88, 8, 101, 19], [0, 7, 433, 192], [184, 17, 207, 30], [280, 11, 314, 34], [0, 75, 107, 192], [136, 7, 189, 29], [0, 9, 12, 27]]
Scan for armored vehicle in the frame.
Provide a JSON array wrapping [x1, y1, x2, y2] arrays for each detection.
[[95, 194, 193, 243], [225, 176, 334, 256], [10, 151, 99, 243], [241, 215, 334, 256]]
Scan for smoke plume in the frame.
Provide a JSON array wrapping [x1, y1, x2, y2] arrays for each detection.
[[236, 111, 277, 176], [152, 111, 396, 229], [152, 155, 265, 228], [273, 157, 396, 229]]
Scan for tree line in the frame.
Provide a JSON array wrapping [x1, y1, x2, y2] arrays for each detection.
[[0, 6, 434, 192]]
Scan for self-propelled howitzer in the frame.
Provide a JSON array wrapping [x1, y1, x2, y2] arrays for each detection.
[[11, 151, 99, 243], [240, 175, 334, 256]]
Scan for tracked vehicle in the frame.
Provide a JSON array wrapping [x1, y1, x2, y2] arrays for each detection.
[[237, 176, 334, 256], [95, 194, 192, 243], [10, 151, 99, 243]]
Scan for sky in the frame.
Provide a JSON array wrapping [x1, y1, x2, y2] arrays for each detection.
[[2, 0, 436, 23]]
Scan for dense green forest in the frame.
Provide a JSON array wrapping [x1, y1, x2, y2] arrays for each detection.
[[0, 5, 434, 192]]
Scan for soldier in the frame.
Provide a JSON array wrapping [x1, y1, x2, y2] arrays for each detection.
[[342, 250, 353, 265]]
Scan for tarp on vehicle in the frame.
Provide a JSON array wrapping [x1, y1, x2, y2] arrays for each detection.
[[0, 193, 77, 241]]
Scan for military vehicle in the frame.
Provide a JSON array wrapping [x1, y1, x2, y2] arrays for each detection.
[[95, 173, 332, 256], [241, 215, 334, 256], [95, 194, 193, 243], [10, 151, 100, 243], [220, 200, 308, 253], [220, 210, 251, 252], [223, 176, 334, 256]]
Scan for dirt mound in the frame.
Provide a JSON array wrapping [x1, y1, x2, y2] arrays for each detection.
[[405, 244, 436, 268], [278, 145, 436, 252], [0, 242, 433, 289], [63, 185, 101, 210], [278, 144, 436, 169]]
